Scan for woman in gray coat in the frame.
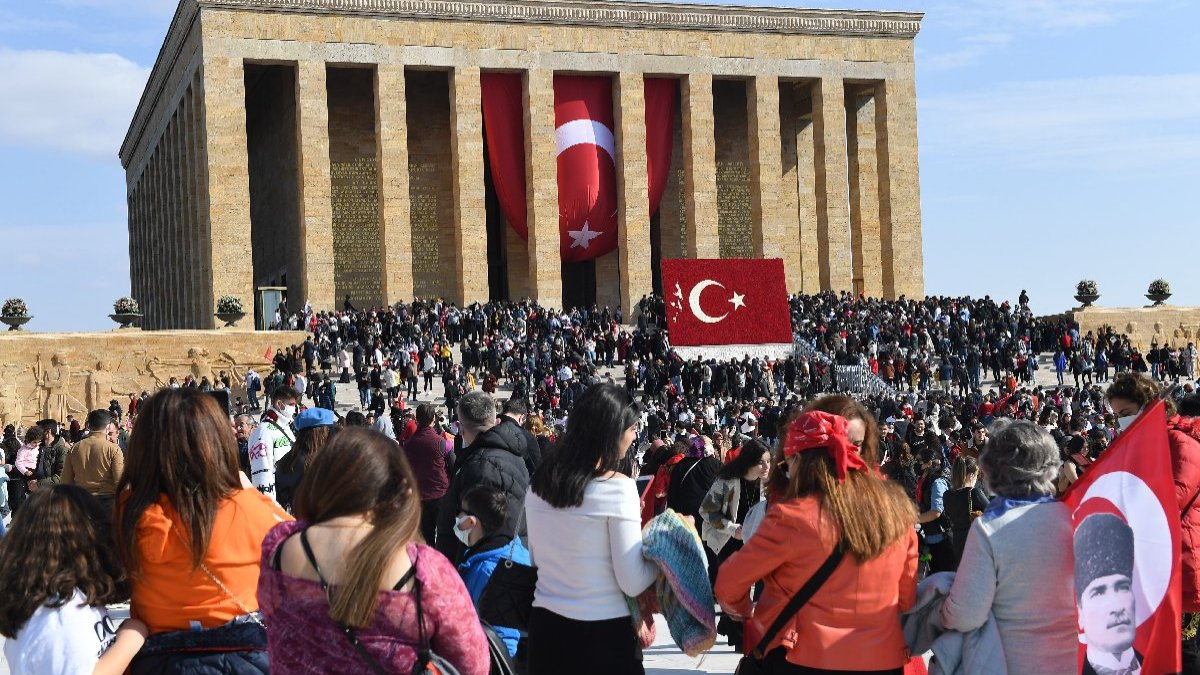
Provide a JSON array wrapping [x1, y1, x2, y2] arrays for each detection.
[[941, 419, 1077, 674]]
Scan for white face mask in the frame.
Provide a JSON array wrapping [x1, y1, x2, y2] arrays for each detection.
[[1116, 412, 1141, 432], [278, 404, 298, 419], [453, 515, 474, 546]]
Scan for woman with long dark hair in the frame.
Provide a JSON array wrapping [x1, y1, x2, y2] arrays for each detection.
[[275, 408, 337, 513], [716, 411, 917, 674], [0, 485, 146, 674], [116, 388, 290, 672], [258, 427, 488, 674], [699, 438, 770, 650], [526, 383, 658, 674]]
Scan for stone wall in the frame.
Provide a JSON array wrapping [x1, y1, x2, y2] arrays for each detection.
[[1072, 306, 1200, 351], [405, 70, 456, 300], [327, 66, 384, 308], [0, 330, 306, 427]]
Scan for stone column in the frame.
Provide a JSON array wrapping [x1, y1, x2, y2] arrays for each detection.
[[596, 253, 621, 310], [128, 188, 141, 315], [199, 55, 254, 329], [188, 73, 207, 327], [796, 88, 821, 294], [847, 88, 884, 299], [375, 63, 414, 305], [178, 94, 195, 328], [149, 144, 164, 329], [189, 70, 213, 326], [749, 74, 785, 260], [165, 111, 181, 326], [813, 76, 853, 293], [778, 82, 802, 293], [875, 74, 924, 299], [613, 72, 652, 319], [295, 60, 335, 311], [449, 65, 489, 305], [523, 68, 562, 309], [681, 73, 719, 259]]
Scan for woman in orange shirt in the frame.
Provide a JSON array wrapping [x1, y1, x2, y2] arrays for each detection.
[[116, 388, 290, 672], [715, 411, 918, 674]]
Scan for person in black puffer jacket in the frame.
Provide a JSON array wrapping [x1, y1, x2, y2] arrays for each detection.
[[437, 391, 531, 564], [667, 435, 721, 535]]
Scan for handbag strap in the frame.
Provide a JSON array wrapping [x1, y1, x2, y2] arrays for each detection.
[[198, 562, 266, 630], [503, 498, 527, 565], [750, 545, 844, 659]]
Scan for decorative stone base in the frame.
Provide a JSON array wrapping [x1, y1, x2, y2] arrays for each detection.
[[1070, 306, 1200, 351], [0, 329, 306, 427]]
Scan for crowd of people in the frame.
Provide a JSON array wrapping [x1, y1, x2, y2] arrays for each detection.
[[4, 289, 1200, 674]]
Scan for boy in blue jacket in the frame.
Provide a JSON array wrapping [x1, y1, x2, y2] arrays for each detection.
[[454, 485, 531, 658]]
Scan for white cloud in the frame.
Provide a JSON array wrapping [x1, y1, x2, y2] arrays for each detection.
[[920, 74, 1200, 170], [0, 48, 150, 159]]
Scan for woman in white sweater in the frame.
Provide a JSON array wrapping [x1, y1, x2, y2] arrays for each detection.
[[941, 419, 1077, 674], [525, 384, 658, 674]]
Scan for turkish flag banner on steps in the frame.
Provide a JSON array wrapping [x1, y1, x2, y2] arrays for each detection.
[[1061, 400, 1181, 675], [661, 259, 792, 347]]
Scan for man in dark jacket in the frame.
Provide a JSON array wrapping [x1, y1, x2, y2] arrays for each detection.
[[436, 391, 530, 564], [37, 419, 68, 486], [404, 403, 451, 545], [499, 397, 542, 475]]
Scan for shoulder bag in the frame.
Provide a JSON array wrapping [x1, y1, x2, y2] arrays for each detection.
[[479, 510, 538, 632], [734, 546, 845, 675]]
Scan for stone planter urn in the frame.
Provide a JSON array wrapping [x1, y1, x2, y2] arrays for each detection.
[[109, 313, 142, 329], [1074, 293, 1100, 308], [1147, 292, 1172, 306], [215, 311, 246, 328], [0, 316, 31, 331]]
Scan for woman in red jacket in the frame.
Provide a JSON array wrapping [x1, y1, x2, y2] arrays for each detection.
[[715, 411, 918, 674]]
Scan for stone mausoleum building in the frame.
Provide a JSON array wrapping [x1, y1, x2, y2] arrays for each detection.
[[121, 0, 925, 330]]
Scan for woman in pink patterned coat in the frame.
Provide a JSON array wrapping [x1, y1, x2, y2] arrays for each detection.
[[257, 427, 488, 674]]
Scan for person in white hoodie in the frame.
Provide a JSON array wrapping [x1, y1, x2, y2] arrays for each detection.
[[248, 386, 301, 501]]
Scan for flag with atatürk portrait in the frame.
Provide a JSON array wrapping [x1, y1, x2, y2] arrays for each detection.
[[1062, 400, 1181, 675]]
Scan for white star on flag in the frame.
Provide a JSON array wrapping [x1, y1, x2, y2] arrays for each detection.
[[568, 221, 603, 249], [730, 291, 746, 310]]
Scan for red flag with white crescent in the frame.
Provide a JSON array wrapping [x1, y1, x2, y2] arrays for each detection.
[[1061, 400, 1182, 674], [661, 258, 792, 347], [555, 75, 617, 261]]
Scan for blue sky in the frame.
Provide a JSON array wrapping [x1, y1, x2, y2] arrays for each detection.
[[0, 0, 1196, 331]]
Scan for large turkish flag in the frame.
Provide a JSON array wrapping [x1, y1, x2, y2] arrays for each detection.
[[555, 75, 618, 261], [661, 259, 792, 347], [1061, 400, 1181, 675]]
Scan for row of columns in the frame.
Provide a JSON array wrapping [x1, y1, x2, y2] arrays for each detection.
[[130, 72, 211, 330], [186, 60, 922, 325]]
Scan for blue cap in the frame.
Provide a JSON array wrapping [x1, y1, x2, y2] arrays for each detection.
[[294, 407, 337, 431]]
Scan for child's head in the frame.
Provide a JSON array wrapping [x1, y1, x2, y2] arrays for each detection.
[[456, 485, 508, 547], [0, 484, 128, 638]]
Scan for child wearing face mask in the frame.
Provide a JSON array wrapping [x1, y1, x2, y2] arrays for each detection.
[[454, 485, 531, 660]]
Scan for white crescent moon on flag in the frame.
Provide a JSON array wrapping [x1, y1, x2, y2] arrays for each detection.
[[1076, 471, 1172, 628], [689, 280, 728, 324], [555, 119, 616, 164]]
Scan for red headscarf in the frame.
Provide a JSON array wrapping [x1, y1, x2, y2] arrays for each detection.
[[783, 411, 867, 482]]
